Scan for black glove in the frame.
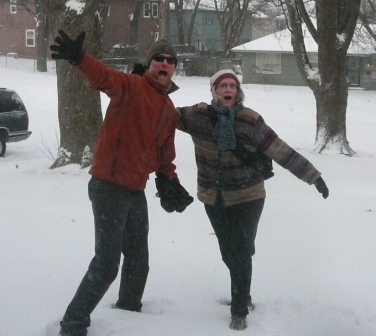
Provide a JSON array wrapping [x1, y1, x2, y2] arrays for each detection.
[[131, 63, 147, 76], [314, 176, 329, 199], [155, 175, 193, 213], [50, 30, 86, 65], [174, 182, 194, 213], [155, 175, 177, 213]]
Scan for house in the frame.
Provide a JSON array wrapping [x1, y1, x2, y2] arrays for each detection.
[[232, 27, 376, 90], [166, 4, 258, 76], [0, 0, 162, 61], [0, 0, 38, 58], [168, 6, 253, 53], [103, 0, 163, 58], [1, 0, 287, 77]]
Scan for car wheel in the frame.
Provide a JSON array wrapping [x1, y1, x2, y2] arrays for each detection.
[[0, 138, 6, 157]]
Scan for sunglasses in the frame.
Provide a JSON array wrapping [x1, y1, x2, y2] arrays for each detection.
[[152, 55, 176, 65]]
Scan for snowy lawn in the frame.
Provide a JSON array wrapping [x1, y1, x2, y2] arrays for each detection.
[[1, 61, 376, 336]]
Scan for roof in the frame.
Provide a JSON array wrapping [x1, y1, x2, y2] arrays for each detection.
[[232, 25, 376, 56]]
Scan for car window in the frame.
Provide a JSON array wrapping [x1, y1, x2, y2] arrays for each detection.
[[0, 91, 26, 113]]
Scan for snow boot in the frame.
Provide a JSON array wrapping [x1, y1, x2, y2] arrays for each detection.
[[229, 316, 247, 331], [58, 329, 87, 336], [113, 301, 142, 312], [58, 321, 87, 336]]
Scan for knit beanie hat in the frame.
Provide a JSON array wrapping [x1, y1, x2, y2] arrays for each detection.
[[146, 39, 178, 67], [210, 69, 244, 104]]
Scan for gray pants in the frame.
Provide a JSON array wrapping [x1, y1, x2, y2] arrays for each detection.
[[205, 198, 264, 318], [60, 177, 149, 335]]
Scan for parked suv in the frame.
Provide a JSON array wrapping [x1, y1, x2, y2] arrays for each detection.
[[0, 88, 32, 157]]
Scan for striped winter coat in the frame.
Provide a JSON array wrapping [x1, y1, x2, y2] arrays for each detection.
[[176, 104, 321, 206]]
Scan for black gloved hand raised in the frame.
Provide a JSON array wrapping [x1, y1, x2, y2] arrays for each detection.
[[314, 176, 329, 199], [50, 30, 86, 65], [155, 175, 193, 213]]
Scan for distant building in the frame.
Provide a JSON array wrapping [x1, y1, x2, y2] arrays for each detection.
[[0, 0, 163, 60], [168, 7, 253, 53], [103, 0, 163, 58], [0, 0, 38, 58], [233, 28, 376, 90]]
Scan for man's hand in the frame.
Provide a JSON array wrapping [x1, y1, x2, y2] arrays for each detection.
[[196, 102, 208, 111], [174, 182, 194, 213], [155, 175, 177, 212], [50, 30, 86, 65], [155, 175, 193, 213], [314, 176, 329, 199]]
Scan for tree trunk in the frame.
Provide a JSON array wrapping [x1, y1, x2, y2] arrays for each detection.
[[312, 52, 355, 155], [51, 1, 110, 169], [312, 0, 360, 155], [174, 0, 186, 45], [186, 0, 201, 46], [53, 61, 103, 168], [17, 0, 50, 72], [284, 0, 360, 156], [129, 0, 143, 46], [36, 11, 49, 72], [214, 0, 251, 58], [312, 10, 354, 155]]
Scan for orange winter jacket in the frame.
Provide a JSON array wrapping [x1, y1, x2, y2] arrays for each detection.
[[77, 53, 179, 190]]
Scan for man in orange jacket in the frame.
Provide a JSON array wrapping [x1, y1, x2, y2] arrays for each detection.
[[50, 30, 193, 336]]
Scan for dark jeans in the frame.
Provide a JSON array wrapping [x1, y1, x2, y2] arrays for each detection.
[[61, 177, 149, 335], [205, 198, 265, 318]]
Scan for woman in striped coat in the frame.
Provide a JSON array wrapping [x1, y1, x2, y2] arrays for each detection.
[[176, 69, 329, 331]]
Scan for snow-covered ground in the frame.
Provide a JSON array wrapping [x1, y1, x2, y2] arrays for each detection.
[[1, 59, 376, 336]]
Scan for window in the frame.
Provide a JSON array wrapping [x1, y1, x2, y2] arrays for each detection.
[[0, 91, 26, 113], [26, 30, 36, 47], [255, 53, 281, 74], [10, 0, 17, 14], [144, 2, 159, 18], [203, 14, 214, 25], [144, 2, 151, 18], [152, 3, 158, 18]]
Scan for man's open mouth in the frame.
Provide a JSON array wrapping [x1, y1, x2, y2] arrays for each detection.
[[224, 95, 232, 100], [158, 70, 168, 76]]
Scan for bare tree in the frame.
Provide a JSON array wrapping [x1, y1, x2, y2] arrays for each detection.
[[51, 0, 110, 169], [173, 0, 188, 44], [129, 0, 144, 46], [211, 0, 253, 57], [279, 0, 361, 156], [186, 0, 202, 46], [358, 0, 376, 47], [170, 0, 201, 46], [250, 1, 287, 39]]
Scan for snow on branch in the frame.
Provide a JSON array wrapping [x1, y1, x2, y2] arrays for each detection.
[[65, 0, 85, 14]]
